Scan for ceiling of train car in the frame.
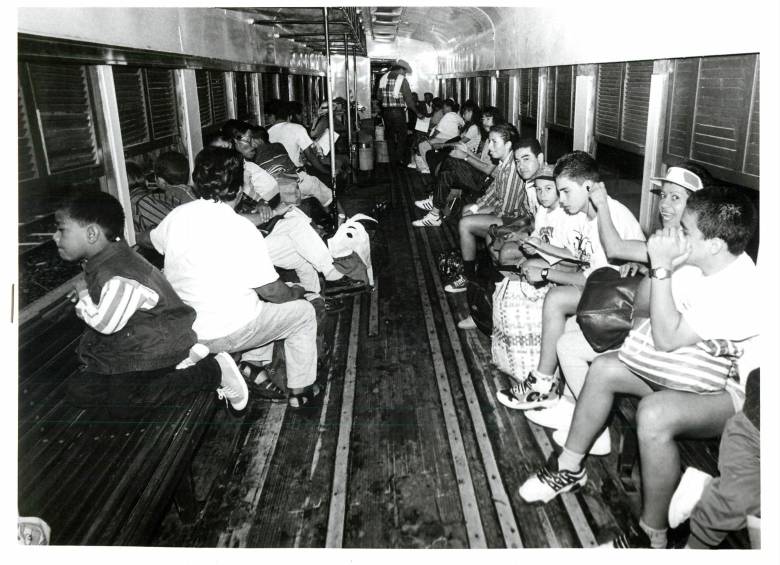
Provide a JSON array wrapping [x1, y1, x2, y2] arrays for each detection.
[[227, 6, 495, 52], [373, 6, 493, 46]]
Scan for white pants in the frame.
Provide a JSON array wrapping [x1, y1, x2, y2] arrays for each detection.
[[199, 299, 317, 390], [298, 171, 333, 207], [265, 207, 335, 293]]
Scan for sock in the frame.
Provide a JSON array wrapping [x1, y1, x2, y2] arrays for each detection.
[[639, 518, 668, 549], [324, 266, 345, 281], [557, 446, 585, 472], [528, 369, 557, 394], [463, 260, 476, 278]]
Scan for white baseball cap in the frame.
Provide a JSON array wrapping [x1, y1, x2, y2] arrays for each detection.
[[650, 167, 704, 193]]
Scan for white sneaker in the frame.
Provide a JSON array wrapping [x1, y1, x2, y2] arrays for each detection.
[[668, 467, 713, 528], [412, 211, 442, 227], [457, 315, 477, 329], [215, 352, 249, 411], [518, 464, 588, 504], [415, 196, 434, 211], [407, 161, 417, 169], [525, 397, 576, 430], [552, 427, 611, 456], [444, 274, 469, 293]]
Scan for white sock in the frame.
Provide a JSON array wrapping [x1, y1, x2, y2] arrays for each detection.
[[557, 446, 585, 472], [639, 519, 668, 549]]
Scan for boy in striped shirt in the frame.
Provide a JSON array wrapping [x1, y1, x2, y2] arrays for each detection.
[[54, 191, 248, 420]]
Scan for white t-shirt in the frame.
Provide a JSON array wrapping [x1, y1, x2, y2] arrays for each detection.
[[570, 196, 645, 277], [150, 199, 279, 340], [268, 122, 314, 167], [243, 160, 279, 202], [532, 205, 588, 264], [670, 254, 760, 385], [433, 111, 464, 141], [462, 124, 481, 153]]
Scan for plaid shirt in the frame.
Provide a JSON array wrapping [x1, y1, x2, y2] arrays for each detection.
[[475, 157, 536, 219]]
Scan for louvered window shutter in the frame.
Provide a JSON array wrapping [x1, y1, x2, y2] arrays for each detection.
[[210, 72, 228, 125], [519, 69, 531, 117], [195, 70, 212, 127], [666, 58, 699, 159], [554, 66, 574, 127], [546, 67, 556, 123], [278, 74, 290, 100], [743, 65, 759, 177], [495, 76, 509, 119], [27, 63, 99, 174], [18, 83, 39, 181], [620, 61, 653, 147], [666, 55, 758, 183], [112, 66, 150, 147], [529, 68, 539, 119], [691, 55, 755, 170], [596, 63, 623, 140], [262, 72, 275, 107], [145, 68, 178, 140]]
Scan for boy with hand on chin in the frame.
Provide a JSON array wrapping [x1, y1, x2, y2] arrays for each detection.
[[56, 191, 248, 420]]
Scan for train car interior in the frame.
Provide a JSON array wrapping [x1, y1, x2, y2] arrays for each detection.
[[14, 3, 779, 553]]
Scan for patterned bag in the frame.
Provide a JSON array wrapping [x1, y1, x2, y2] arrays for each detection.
[[618, 318, 743, 393], [437, 250, 464, 281], [491, 277, 548, 381]]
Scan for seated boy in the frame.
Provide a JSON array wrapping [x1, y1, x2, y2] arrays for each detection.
[[127, 161, 177, 234], [517, 187, 759, 549], [150, 147, 323, 407], [56, 190, 247, 420], [154, 151, 197, 204]]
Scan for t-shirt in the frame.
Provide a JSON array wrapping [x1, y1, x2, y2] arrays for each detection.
[[255, 142, 298, 179], [670, 253, 759, 386], [129, 187, 178, 233], [150, 199, 279, 340], [532, 205, 589, 264], [569, 196, 645, 277], [268, 122, 315, 167], [243, 160, 279, 202], [462, 124, 480, 153], [433, 111, 464, 141]]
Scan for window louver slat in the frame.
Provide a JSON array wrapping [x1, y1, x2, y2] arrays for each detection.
[[112, 67, 150, 147], [529, 68, 539, 119], [554, 66, 574, 127], [666, 58, 699, 159], [28, 63, 99, 174], [210, 72, 228, 125]]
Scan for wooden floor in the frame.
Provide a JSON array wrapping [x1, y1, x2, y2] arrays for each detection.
[[152, 164, 644, 548]]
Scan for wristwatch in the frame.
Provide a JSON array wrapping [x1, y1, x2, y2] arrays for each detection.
[[649, 267, 672, 280], [540, 268, 550, 282]]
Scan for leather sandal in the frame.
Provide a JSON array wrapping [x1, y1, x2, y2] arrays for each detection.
[[239, 362, 286, 402], [288, 383, 322, 410]]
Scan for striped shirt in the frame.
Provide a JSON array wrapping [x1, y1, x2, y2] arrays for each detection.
[[75, 276, 159, 335], [475, 157, 536, 219], [130, 188, 178, 233]]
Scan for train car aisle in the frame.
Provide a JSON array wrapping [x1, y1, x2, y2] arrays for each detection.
[[152, 164, 642, 548]]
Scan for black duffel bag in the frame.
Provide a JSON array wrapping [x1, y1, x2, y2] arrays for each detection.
[[576, 267, 643, 353]]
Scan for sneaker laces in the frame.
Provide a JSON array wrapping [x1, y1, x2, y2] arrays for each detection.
[[536, 466, 583, 492], [216, 385, 239, 402]]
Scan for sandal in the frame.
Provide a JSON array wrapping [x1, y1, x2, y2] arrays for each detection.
[[239, 362, 286, 402], [288, 383, 322, 410]]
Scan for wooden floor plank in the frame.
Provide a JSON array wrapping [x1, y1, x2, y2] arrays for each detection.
[[400, 178, 523, 548], [325, 298, 362, 547], [367, 280, 379, 337]]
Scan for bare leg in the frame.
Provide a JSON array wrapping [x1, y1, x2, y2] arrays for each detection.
[[636, 390, 735, 530], [458, 214, 501, 261], [564, 352, 653, 455], [537, 285, 583, 375]]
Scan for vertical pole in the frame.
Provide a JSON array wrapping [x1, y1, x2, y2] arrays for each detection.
[[353, 47, 359, 132], [344, 34, 354, 184], [573, 64, 597, 155], [323, 7, 337, 195]]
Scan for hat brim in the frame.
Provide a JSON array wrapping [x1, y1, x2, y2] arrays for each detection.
[[649, 177, 697, 192]]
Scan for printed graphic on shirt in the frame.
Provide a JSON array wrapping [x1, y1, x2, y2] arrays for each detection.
[[571, 230, 595, 264], [538, 226, 554, 244]]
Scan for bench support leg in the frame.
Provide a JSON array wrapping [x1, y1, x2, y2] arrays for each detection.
[[618, 430, 639, 493]]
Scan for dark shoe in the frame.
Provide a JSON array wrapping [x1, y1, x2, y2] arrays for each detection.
[[323, 276, 367, 297], [288, 383, 322, 410], [239, 362, 286, 402]]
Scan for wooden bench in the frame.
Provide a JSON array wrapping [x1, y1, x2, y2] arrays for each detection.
[[18, 300, 221, 545], [613, 396, 750, 549]]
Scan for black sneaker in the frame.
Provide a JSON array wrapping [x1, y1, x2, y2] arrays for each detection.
[[600, 524, 652, 548]]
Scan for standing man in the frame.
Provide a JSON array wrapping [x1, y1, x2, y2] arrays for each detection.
[[378, 60, 423, 167]]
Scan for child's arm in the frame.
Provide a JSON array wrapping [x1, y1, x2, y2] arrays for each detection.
[[74, 276, 159, 335]]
